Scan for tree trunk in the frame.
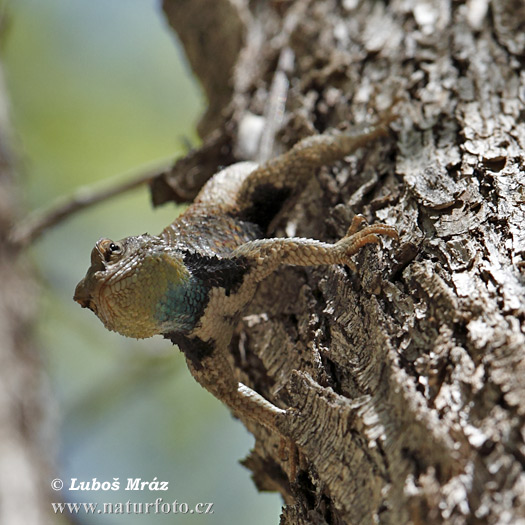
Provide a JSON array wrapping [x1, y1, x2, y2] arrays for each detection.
[[0, 66, 54, 524], [161, 1, 525, 523]]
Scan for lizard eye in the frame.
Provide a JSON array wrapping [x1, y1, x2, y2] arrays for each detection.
[[96, 239, 123, 263], [106, 241, 122, 262]]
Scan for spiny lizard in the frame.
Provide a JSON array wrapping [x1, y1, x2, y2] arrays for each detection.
[[74, 113, 398, 435]]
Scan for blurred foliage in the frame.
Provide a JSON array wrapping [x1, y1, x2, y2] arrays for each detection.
[[2, 0, 281, 523]]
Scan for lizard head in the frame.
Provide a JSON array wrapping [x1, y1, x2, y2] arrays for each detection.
[[74, 235, 191, 339]]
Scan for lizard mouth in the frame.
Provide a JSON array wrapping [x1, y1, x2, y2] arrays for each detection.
[[73, 281, 97, 314]]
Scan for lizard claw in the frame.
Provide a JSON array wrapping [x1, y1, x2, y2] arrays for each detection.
[[336, 217, 398, 261], [346, 214, 368, 236]]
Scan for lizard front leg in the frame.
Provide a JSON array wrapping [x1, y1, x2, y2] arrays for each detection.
[[232, 215, 398, 284]]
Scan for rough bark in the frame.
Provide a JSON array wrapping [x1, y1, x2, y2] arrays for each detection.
[[161, 1, 525, 523], [0, 67, 54, 524]]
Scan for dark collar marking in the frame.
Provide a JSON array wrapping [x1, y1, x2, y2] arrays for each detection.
[[166, 333, 215, 370], [182, 251, 251, 297]]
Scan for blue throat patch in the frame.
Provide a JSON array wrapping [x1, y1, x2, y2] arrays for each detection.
[[154, 276, 209, 333]]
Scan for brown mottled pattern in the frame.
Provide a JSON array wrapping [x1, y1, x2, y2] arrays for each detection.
[[161, 204, 262, 257]]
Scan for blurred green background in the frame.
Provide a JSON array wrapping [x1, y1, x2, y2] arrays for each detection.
[[2, 0, 281, 523]]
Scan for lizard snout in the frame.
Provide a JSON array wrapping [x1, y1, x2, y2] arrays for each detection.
[[73, 279, 95, 312]]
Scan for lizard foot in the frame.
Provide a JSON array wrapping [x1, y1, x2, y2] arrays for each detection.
[[335, 214, 398, 263]]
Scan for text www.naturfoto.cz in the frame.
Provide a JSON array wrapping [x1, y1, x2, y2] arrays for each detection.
[[52, 499, 214, 515]]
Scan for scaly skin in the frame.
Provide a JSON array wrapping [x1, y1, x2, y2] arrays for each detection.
[[74, 113, 398, 434]]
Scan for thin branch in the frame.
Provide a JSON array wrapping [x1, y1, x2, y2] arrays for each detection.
[[9, 159, 174, 248]]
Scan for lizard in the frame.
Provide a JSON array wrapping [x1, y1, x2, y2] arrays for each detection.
[[74, 111, 399, 437]]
